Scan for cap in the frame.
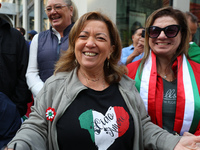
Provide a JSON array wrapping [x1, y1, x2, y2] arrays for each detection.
[[28, 30, 38, 36]]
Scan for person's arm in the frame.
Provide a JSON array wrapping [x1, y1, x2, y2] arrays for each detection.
[[11, 31, 32, 116], [134, 86, 200, 150], [126, 37, 144, 65], [26, 34, 44, 98], [174, 135, 200, 149], [120, 47, 130, 65], [6, 83, 49, 150], [133, 90, 180, 149]]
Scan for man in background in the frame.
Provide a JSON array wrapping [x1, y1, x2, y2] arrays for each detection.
[[28, 30, 37, 45], [16, 27, 30, 52], [185, 11, 200, 63], [0, 3, 32, 148], [120, 27, 144, 65]]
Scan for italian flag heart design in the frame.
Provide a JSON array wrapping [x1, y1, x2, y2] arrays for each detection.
[[79, 106, 129, 150]]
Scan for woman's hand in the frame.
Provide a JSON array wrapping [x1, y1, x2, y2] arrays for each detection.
[[174, 135, 200, 149], [2, 143, 17, 150]]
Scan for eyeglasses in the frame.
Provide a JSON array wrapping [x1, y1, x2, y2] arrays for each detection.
[[147, 25, 181, 38], [45, 4, 68, 13]]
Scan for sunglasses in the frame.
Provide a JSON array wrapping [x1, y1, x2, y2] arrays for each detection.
[[147, 25, 181, 38]]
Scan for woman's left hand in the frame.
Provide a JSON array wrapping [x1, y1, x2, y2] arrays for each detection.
[[174, 135, 200, 149]]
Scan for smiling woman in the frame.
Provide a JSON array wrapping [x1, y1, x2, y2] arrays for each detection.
[[6, 11, 200, 150], [74, 20, 114, 90], [54, 11, 127, 87], [25, 0, 78, 99], [127, 6, 200, 137]]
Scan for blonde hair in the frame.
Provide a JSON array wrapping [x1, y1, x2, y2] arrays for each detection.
[[71, 1, 78, 22], [63, 0, 78, 22], [55, 11, 127, 84]]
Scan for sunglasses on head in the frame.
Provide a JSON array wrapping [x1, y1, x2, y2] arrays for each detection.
[[147, 25, 181, 38]]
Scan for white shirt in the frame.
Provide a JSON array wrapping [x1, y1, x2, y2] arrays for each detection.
[[26, 28, 61, 98]]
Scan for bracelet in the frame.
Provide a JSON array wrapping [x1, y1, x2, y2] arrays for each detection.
[[172, 131, 180, 136]]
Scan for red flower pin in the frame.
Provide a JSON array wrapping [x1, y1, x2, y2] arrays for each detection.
[[46, 107, 56, 121]]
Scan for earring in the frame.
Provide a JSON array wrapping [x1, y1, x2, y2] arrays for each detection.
[[75, 59, 78, 65], [107, 59, 109, 68]]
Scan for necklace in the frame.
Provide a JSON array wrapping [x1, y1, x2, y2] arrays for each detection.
[[80, 71, 100, 82], [160, 73, 175, 82], [80, 71, 106, 89]]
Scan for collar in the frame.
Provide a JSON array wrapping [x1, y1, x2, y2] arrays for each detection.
[[50, 23, 74, 36], [50, 23, 74, 42]]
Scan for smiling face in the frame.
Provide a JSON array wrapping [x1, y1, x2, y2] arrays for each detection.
[[149, 16, 181, 58], [75, 20, 113, 72], [46, 0, 73, 31]]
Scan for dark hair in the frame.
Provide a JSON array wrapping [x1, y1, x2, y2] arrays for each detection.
[[55, 11, 127, 84], [16, 27, 26, 36], [132, 27, 145, 35], [185, 11, 198, 24], [131, 21, 143, 35]]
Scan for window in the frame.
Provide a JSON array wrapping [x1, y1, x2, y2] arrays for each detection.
[[117, 0, 170, 47]]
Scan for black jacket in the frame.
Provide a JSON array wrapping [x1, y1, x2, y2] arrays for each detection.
[[0, 18, 31, 116]]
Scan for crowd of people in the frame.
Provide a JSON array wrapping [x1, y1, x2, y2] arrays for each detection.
[[0, 2, 32, 148], [0, 0, 200, 149]]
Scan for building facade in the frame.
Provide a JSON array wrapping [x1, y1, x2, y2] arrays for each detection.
[[0, 0, 199, 45]]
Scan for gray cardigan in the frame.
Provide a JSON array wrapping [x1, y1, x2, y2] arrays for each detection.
[[8, 68, 181, 150]]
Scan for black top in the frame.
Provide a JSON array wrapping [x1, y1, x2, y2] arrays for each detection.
[[162, 79, 177, 133], [0, 17, 32, 116], [57, 83, 134, 150]]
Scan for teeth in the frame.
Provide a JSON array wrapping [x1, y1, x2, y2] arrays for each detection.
[[157, 43, 168, 45], [84, 52, 97, 56]]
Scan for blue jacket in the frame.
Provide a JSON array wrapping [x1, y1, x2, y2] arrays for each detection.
[[0, 92, 21, 149]]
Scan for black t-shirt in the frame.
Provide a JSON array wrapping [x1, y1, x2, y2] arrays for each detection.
[[162, 79, 177, 133], [57, 83, 134, 150]]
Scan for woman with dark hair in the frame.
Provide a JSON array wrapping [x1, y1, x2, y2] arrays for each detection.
[[127, 6, 200, 136], [6, 11, 200, 150]]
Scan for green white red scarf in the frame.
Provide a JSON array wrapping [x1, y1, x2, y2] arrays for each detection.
[[134, 51, 200, 135]]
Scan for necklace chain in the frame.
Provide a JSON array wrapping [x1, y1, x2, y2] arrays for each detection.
[[158, 68, 175, 82], [160, 74, 174, 82], [80, 71, 100, 82], [80, 71, 106, 89]]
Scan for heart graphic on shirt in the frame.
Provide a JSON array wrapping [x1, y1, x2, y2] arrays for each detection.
[[79, 106, 129, 150]]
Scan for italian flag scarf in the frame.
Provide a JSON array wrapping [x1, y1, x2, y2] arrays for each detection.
[[134, 51, 200, 135]]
